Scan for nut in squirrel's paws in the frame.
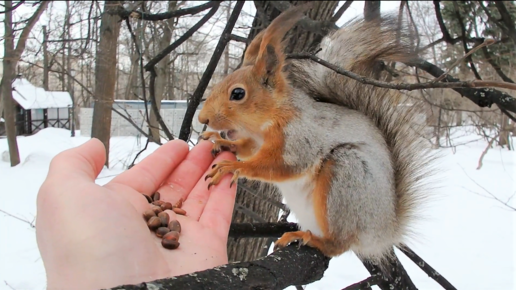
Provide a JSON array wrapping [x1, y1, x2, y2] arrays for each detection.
[[274, 230, 313, 251], [200, 131, 233, 158], [204, 160, 241, 189]]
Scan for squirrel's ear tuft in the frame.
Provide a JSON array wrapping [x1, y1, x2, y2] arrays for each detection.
[[265, 44, 279, 74], [242, 30, 265, 67], [250, 3, 313, 84]]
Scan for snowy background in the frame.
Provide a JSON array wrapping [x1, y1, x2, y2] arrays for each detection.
[[0, 127, 514, 290], [1, 1, 515, 289]]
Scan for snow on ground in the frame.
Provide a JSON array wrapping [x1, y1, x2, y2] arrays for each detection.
[[0, 127, 514, 290]]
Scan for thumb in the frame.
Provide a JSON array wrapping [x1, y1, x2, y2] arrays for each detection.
[[46, 138, 106, 182]]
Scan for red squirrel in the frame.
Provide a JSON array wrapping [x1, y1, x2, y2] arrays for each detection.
[[197, 3, 435, 269]]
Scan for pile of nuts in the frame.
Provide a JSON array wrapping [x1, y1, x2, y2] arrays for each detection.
[[142, 192, 185, 250]]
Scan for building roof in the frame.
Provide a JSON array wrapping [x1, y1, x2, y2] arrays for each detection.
[[12, 78, 72, 110]]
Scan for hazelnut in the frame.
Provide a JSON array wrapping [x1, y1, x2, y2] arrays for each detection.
[[161, 202, 173, 211], [173, 208, 187, 216], [142, 194, 153, 204], [155, 227, 170, 238], [151, 205, 163, 214], [152, 191, 161, 201], [158, 211, 170, 227], [162, 231, 180, 250], [143, 209, 156, 221], [152, 200, 165, 206], [147, 216, 161, 230], [168, 220, 181, 233]]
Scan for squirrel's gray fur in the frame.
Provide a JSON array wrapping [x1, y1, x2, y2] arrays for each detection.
[[278, 14, 438, 270]]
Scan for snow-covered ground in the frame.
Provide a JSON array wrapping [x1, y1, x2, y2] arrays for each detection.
[[0, 127, 514, 290]]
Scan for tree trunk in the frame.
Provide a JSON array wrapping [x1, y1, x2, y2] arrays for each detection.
[[223, 1, 232, 76], [2, 0, 21, 166], [228, 0, 338, 264], [149, 1, 177, 141], [65, 1, 76, 137], [364, 1, 381, 21], [498, 113, 510, 149], [91, 1, 123, 167], [1, 0, 48, 166], [43, 25, 49, 90]]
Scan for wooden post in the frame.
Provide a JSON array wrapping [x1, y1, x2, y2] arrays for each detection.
[[27, 109, 32, 134], [43, 109, 48, 128]]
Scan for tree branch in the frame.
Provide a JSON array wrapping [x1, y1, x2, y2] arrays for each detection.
[[480, 46, 514, 83], [341, 275, 382, 290], [493, 1, 516, 44], [144, 3, 220, 70], [452, 1, 482, 80], [406, 58, 516, 114], [397, 244, 458, 290], [229, 222, 300, 238], [331, 1, 353, 23], [112, 1, 221, 21], [13, 1, 49, 61], [287, 53, 516, 94], [178, 1, 245, 141], [0, 0, 24, 14], [433, 0, 453, 42], [107, 244, 330, 290]]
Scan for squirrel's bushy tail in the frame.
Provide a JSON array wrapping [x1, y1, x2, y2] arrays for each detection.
[[288, 14, 437, 266]]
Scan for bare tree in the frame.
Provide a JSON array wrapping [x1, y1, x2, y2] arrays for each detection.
[[91, 1, 124, 167], [149, 1, 180, 141], [1, 0, 49, 166]]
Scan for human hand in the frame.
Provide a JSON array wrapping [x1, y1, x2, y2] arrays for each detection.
[[35, 138, 237, 290]]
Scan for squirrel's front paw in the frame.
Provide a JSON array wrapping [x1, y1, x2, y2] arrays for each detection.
[[204, 160, 241, 189], [211, 141, 233, 158], [200, 131, 234, 158], [200, 131, 222, 141], [274, 230, 313, 251]]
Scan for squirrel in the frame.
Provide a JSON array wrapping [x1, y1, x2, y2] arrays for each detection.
[[197, 3, 436, 270]]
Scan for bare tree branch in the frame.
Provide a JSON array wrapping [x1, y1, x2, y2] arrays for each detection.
[[397, 244, 458, 290], [12, 1, 49, 61], [144, 3, 220, 70], [112, 1, 221, 21], [341, 275, 382, 290], [452, 1, 482, 80], [331, 1, 353, 23], [107, 244, 330, 290], [287, 53, 516, 93], [229, 222, 300, 238], [493, 1, 516, 44], [0, 0, 24, 14], [178, 1, 245, 141]]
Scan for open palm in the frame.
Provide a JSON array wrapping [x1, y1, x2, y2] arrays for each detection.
[[36, 139, 237, 290]]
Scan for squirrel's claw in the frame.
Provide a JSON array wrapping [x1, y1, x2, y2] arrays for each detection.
[[274, 230, 313, 252], [211, 145, 231, 158], [205, 160, 241, 190]]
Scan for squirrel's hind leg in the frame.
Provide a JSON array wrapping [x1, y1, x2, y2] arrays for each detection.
[[273, 157, 355, 257]]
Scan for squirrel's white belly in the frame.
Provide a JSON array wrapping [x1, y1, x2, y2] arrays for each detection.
[[274, 175, 323, 237]]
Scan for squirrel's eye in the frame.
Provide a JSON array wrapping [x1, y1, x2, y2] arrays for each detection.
[[230, 88, 246, 101]]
